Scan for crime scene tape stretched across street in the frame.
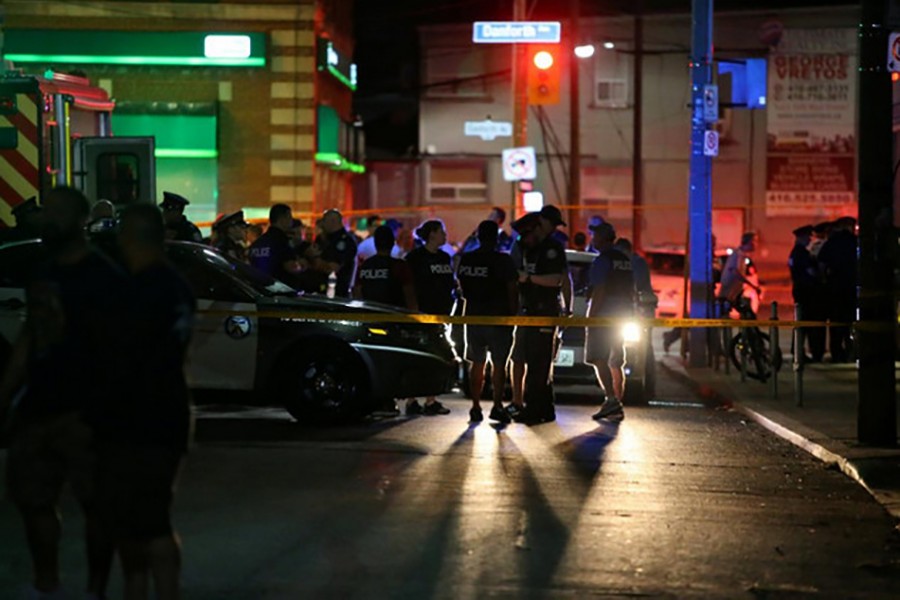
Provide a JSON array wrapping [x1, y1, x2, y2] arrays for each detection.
[[197, 308, 865, 329]]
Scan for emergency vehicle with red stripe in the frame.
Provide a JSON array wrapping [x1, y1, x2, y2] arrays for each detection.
[[0, 69, 154, 225]]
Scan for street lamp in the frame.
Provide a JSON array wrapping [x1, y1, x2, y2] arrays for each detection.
[[603, 41, 616, 50], [574, 44, 595, 58]]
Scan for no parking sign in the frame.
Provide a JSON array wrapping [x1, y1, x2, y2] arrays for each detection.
[[502, 146, 537, 181], [703, 130, 719, 157]]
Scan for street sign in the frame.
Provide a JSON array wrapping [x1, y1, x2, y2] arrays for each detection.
[[703, 130, 719, 157], [502, 146, 537, 181], [464, 120, 512, 141], [888, 32, 900, 72], [703, 84, 719, 123], [472, 22, 561, 44]]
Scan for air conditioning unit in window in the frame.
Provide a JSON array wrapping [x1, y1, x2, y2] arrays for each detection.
[[594, 78, 628, 108]]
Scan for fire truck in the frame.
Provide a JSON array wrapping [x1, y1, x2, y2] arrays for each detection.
[[0, 69, 155, 225]]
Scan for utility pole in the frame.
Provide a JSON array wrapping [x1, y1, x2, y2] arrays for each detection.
[[568, 0, 580, 227], [632, 0, 644, 250], [687, 0, 714, 367], [511, 0, 528, 220], [857, 0, 897, 446]]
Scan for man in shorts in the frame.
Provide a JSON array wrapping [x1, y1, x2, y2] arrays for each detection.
[[457, 220, 519, 423], [0, 186, 126, 599], [585, 222, 635, 422]]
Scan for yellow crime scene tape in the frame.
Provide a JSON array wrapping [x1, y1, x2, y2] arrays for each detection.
[[197, 309, 859, 329]]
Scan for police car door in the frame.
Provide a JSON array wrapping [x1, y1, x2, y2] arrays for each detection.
[[171, 247, 258, 391]]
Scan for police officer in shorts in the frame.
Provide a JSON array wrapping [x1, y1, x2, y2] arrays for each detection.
[[458, 220, 519, 423], [509, 208, 569, 424], [586, 222, 635, 422]]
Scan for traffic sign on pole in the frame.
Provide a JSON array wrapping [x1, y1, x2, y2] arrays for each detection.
[[502, 146, 537, 181], [473, 22, 562, 44], [464, 120, 513, 141], [888, 32, 900, 71], [703, 130, 719, 157], [703, 84, 719, 122]]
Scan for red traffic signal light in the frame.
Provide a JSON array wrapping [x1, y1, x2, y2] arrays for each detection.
[[527, 46, 560, 105]]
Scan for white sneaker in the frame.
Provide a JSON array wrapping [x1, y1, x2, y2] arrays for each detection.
[[592, 397, 624, 421]]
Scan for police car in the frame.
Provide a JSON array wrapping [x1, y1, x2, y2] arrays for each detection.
[[553, 250, 654, 405], [0, 240, 458, 422]]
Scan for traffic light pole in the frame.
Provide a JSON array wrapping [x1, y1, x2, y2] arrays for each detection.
[[568, 0, 580, 227], [511, 0, 528, 219], [857, 0, 897, 447], [687, 0, 714, 367]]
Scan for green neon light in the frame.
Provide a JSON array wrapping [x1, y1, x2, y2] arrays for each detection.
[[315, 152, 365, 174], [326, 65, 357, 91], [155, 149, 219, 159], [6, 53, 265, 67]]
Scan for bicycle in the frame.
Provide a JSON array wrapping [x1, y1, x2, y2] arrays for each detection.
[[726, 296, 783, 382]]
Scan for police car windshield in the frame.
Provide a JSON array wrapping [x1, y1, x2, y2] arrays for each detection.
[[195, 247, 298, 297]]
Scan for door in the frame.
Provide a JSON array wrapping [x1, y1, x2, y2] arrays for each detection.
[[73, 137, 156, 206], [167, 247, 259, 391]]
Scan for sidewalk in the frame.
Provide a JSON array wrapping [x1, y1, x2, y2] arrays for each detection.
[[658, 351, 900, 522]]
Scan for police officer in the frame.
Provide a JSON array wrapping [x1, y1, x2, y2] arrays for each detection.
[[315, 209, 357, 298], [460, 207, 513, 254], [213, 210, 249, 263], [817, 216, 857, 362], [458, 220, 519, 424], [0, 196, 42, 244], [587, 222, 635, 422], [160, 192, 203, 243], [788, 225, 822, 362], [353, 225, 416, 309], [509, 208, 569, 424], [406, 220, 455, 416], [248, 204, 302, 284]]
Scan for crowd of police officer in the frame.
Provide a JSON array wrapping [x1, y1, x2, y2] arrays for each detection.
[[1, 191, 645, 428], [151, 195, 642, 424]]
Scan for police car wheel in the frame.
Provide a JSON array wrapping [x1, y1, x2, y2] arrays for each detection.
[[283, 347, 368, 423]]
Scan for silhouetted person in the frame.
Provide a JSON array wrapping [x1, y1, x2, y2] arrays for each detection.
[[213, 210, 249, 263], [817, 216, 857, 362], [0, 186, 124, 599], [97, 204, 195, 600], [0, 196, 42, 244], [789, 225, 823, 362]]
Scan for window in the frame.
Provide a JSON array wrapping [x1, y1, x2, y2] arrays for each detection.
[[595, 79, 628, 108], [96, 152, 140, 205], [166, 246, 255, 303], [427, 162, 487, 203]]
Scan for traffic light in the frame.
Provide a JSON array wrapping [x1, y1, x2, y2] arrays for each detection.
[[527, 45, 561, 105]]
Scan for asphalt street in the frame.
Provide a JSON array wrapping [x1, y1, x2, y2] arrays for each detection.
[[1, 368, 899, 599]]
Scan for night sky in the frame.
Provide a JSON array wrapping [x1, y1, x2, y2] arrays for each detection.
[[352, 0, 852, 157]]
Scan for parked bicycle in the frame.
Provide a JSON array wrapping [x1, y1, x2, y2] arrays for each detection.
[[726, 296, 783, 382]]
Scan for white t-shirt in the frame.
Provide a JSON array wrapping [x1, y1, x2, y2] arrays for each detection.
[[356, 236, 404, 261]]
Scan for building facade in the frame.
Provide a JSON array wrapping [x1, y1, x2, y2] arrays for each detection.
[[2, 0, 362, 226], [391, 4, 869, 267]]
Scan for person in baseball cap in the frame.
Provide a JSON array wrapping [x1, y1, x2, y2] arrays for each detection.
[[1, 197, 42, 244], [159, 192, 202, 243]]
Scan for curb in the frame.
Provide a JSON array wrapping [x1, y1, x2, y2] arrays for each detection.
[[658, 359, 900, 524]]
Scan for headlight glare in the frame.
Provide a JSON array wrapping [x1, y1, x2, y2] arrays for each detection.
[[621, 321, 642, 343]]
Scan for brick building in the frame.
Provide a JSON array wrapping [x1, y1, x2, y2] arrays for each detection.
[[2, 0, 362, 225]]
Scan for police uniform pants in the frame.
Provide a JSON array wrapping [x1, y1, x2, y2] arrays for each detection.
[[799, 294, 826, 361], [514, 326, 557, 416]]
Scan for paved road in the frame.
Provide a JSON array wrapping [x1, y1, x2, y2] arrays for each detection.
[[1, 368, 899, 599]]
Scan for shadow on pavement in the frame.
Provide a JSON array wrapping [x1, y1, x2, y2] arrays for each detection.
[[193, 411, 413, 444]]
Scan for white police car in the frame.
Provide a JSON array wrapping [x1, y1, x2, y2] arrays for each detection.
[[0, 240, 458, 422]]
